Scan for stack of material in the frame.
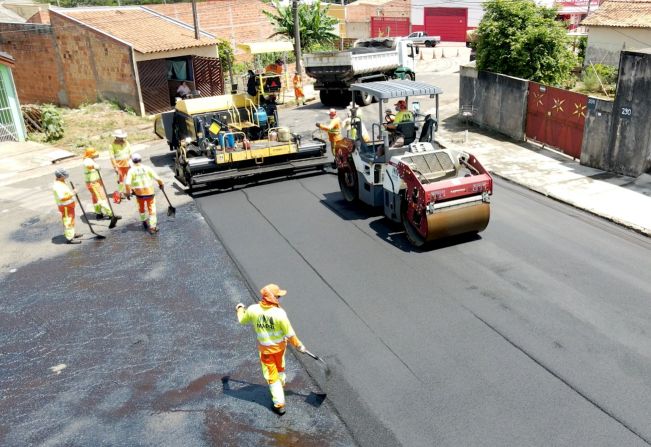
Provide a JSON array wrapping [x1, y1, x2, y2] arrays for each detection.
[[21, 105, 43, 133]]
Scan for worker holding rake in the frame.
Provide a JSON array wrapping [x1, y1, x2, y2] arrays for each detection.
[[83, 147, 120, 221], [236, 284, 307, 416]]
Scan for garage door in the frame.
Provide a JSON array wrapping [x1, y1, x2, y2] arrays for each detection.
[[424, 7, 467, 42], [370, 17, 410, 38]]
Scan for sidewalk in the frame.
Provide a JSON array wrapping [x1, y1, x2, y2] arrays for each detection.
[[437, 106, 651, 237]]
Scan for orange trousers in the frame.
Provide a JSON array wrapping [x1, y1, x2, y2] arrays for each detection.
[[259, 348, 287, 407], [116, 166, 130, 193], [57, 203, 76, 241], [136, 195, 157, 228]]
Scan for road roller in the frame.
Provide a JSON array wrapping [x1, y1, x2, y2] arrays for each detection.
[[335, 80, 493, 247]]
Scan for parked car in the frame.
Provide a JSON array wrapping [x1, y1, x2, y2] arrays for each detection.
[[405, 31, 441, 47]]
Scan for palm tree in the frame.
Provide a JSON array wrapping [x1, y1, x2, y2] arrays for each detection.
[[263, 0, 339, 52]]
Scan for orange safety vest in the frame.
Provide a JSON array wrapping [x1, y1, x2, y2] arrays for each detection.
[[124, 164, 161, 197], [319, 117, 343, 143]]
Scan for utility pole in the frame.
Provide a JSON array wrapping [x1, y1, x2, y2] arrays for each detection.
[[191, 0, 200, 40], [293, 0, 303, 76]]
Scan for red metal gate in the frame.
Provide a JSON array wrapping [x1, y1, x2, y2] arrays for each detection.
[[192, 56, 224, 97], [525, 82, 587, 159], [424, 7, 467, 42], [370, 17, 410, 38]]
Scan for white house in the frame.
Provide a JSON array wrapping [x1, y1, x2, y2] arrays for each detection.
[[581, 0, 651, 66]]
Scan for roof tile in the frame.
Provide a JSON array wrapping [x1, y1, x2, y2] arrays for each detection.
[[61, 7, 218, 53], [582, 0, 651, 28]]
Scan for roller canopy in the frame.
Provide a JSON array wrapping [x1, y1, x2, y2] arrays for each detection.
[[237, 41, 294, 55], [350, 80, 443, 99]]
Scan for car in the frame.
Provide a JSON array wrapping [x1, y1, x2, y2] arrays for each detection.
[[405, 31, 441, 47]]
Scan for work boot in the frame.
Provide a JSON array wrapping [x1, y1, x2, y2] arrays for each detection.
[[142, 221, 149, 230], [73, 233, 83, 238], [67, 239, 81, 245], [148, 226, 159, 235], [96, 213, 104, 220], [272, 404, 286, 416]]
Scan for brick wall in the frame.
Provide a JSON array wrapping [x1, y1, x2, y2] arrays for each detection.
[[50, 13, 139, 112], [0, 23, 64, 105], [148, 0, 275, 61], [346, 0, 411, 23]]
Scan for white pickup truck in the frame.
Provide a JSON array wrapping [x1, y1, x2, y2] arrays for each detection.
[[405, 31, 441, 47]]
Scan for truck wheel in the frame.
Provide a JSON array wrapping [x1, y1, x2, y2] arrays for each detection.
[[425, 41, 433, 47], [355, 91, 373, 107], [338, 164, 358, 203], [406, 72, 415, 81], [320, 90, 333, 107]]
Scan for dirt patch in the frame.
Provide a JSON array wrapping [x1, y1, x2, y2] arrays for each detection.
[[28, 102, 158, 154]]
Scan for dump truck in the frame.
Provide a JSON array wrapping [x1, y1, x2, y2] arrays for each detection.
[[154, 93, 328, 190], [335, 80, 493, 247], [303, 37, 416, 107]]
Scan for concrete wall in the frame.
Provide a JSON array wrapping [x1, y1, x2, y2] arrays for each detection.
[[346, 0, 411, 23], [459, 64, 528, 141], [606, 49, 651, 176], [346, 21, 370, 39], [581, 97, 614, 170], [585, 27, 651, 67]]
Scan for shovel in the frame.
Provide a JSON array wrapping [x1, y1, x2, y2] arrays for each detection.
[[160, 187, 176, 217], [96, 170, 119, 229], [301, 349, 331, 378], [69, 181, 106, 240]]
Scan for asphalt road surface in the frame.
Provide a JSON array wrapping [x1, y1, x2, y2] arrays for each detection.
[[195, 172, 651, 447]]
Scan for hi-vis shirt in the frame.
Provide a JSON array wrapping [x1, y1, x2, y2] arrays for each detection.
[[124, 165, 161, 197], [238, 302, 302, 354], [53, 180, 74, 206]]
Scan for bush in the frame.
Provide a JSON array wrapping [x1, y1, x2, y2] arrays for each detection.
[[41, 104, 64, 142]]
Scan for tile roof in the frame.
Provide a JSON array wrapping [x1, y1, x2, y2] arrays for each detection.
[[56, 7, 218, 53], [581, 0, 651, 28]]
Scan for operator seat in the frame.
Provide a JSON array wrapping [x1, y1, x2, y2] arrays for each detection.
[[395, 122, 417, 145], [418, 115, 437, 143]]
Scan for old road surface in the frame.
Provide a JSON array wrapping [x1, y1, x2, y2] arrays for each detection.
[[196, 172, 651, 447]]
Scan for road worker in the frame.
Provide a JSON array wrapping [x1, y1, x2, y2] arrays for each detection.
[[343, 103, 370, 143], [316, 108, 343, 156], [386, 99, 414, 131], [264, 59, 284, 75], [236, 284, 307, 416], [83, 147, 120, 221], [109, 129, 132, 199], [124, 153, 164, 234], [292, 72, 305, 106], [52, 168, 82, 244]]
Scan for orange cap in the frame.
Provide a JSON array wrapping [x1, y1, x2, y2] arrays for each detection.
[[395, 100, 407, 110], [84, 147, 98, 158], [260, 283, 287, 305]]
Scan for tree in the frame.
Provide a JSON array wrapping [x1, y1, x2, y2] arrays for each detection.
[[475, 0, 577, 86], [262, 0, 339, 53], [215, 38, 236, 91]]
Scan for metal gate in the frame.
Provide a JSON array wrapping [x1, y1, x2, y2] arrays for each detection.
[[370, 17, 410, 38], [192, 56, 224, 98], [424, 8, 467, 42], [525, 82, 587, 159], [137, 59, 170, 115], [0, 73, 19, 142]]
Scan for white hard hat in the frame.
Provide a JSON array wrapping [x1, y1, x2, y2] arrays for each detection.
[[131, 153, 142, 163], [113, 129, 128, 138]]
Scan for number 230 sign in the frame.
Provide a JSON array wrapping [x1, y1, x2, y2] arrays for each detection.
[[621, 106, 633, 118]]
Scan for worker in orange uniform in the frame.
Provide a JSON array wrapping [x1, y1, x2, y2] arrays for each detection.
[[124, 153, 164, 234], [292, 72, 305, 106], [83, 147, 121, 221], [109, 129, 132, 199], [264, 59, 284, 75], [52, 168, 82, 244], [236, 284, 307, 416], [316, 108, 343, 157]]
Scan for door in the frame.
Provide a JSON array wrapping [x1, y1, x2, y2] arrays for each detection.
[[192, 56, 224, 98], [525, 82, 588, 159], [0, 67, 19, 142], [370, 17, 410, 38], [424, 7, 467, 42], [137, 59, 170, 115]]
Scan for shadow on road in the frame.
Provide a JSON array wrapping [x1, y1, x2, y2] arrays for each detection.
[[221, 376, 326, 411]]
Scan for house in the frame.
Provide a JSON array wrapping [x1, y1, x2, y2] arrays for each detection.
[[0, 51, 26, 142], [0, 6, 224, 116], [581, 0, 651, 66]]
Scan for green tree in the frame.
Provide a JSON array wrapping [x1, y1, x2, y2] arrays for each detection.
[[476, 0, 576, 86], [262, 0, 339, 52]]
